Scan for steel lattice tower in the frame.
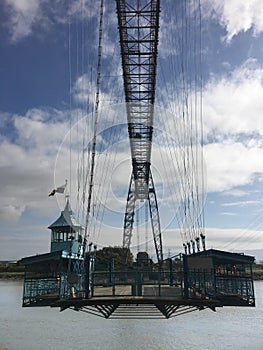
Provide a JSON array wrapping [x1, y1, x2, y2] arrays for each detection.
[[116, 0, 163, 265]]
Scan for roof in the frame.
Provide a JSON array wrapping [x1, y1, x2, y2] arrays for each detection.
[[21, 250, 62, 265], [48, 200, 82, 232], [21, 250, 84, 265], [188, 249, 255, 264]]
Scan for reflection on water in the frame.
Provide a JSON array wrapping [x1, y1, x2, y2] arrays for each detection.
[[1, 280, 263, 350]]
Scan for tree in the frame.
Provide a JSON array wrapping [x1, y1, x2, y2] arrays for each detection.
[[95, 246, 134, 267]]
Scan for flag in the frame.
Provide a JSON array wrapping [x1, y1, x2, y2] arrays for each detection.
[[56, 183, 66, 193], [48, 183, 67, 197]]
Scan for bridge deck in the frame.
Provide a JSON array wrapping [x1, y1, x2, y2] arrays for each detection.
[[23, 282, 254, 319], [22, 249, 255, 318]]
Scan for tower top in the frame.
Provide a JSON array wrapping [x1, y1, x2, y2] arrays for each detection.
[[48, 199, 82, 233]]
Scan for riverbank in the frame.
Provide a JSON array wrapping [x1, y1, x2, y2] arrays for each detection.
[[0, 262, 24, 279], [0, 272, 24, 279], [251, 267, 263, 280]]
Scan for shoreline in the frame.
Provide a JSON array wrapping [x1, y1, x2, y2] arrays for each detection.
[[0, 273, 24, 280]]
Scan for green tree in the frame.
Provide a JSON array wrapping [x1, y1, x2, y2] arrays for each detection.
[[95, 246, 134, 267]]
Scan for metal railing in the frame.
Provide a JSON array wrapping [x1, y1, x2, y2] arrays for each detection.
[[92, 269, 183, 298]]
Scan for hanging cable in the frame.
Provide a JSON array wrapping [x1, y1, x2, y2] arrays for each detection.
[[68, 8, 72, 199], [84, 0, 104, 245], [153, 0, 204, 253], [145, 201, 149, 252]]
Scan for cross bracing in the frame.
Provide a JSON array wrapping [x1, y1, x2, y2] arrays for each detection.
[[116, 0, 162, 264], [117, 0, 160, 199]]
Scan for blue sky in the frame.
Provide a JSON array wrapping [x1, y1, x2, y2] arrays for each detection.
[[1, 0, 263, 261]]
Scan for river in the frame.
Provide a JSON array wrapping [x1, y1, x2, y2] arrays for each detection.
[[1, 280, 263, 350]]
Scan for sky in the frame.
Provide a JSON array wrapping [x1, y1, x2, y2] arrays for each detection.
[[1, 0, 263, 262]]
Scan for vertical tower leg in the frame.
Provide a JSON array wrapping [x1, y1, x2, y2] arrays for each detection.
[[122, 171, 163, 266], [148, 170, 163, 266], [122, 174, 136, 264]]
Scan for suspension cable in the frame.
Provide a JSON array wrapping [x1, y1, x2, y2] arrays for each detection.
[[84, 0, 104, 244], [68, 9, 72, 199]]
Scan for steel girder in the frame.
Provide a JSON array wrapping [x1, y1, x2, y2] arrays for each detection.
[[123, 174, 136, 259], [117, 0, 162, 265], [148, 169, 163, 265], [116, 0, 160, 200], [116, 0, 163, 264]]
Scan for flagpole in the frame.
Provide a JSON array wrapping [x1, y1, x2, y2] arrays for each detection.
[[65, 179, 68, 204]]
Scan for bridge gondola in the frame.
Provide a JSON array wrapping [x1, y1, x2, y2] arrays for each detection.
[[21, 0, 256, 319], [22, 202, 255, 318]]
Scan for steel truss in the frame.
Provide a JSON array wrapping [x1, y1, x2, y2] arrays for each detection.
[[61, 299, 217, 319], [117, 0, 162, 263], [123, 170, 163, 264]]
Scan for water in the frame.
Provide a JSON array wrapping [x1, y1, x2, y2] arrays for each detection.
[[1, 280, 263, 350]]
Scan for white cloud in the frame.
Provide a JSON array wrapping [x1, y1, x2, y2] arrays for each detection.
[[221, 200, 262, 207], [0, 204, 25, 222], [221, 212, 237, 216], [201, 59, 263, 193], [202, 0, 263, 42], [205, 227, 263, 253], [2, 0, 105, 43], [3, 0, 45, 42], [0, 108, 70, 222], [221, 189, 249, 197], [203, 59, 263, 139], [204, 141, 263, 192], [14, 110, 68, 152]]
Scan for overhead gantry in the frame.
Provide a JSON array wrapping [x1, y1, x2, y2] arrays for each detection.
[[116, 0, 163, 264]]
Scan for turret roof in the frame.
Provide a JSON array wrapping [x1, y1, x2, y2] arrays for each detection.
[[48, 200, 82, 232]]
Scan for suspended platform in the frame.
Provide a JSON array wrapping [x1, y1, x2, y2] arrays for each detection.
[[21, 248, 255, 319]]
